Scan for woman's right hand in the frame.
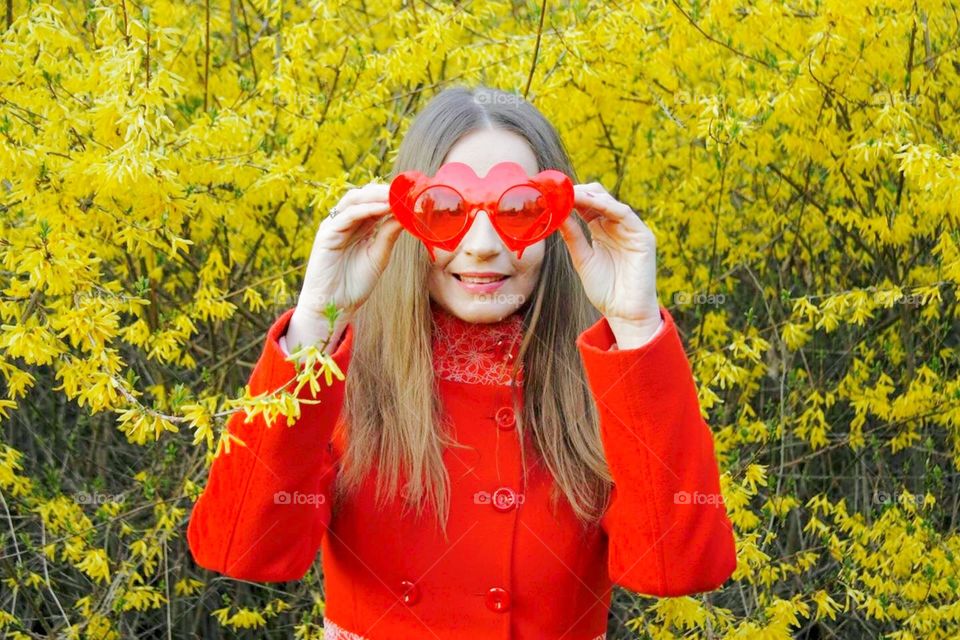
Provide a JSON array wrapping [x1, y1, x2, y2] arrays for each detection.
[[285, 182, 405, 354]]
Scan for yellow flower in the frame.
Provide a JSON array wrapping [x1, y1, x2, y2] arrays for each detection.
[[77, 549, 110, 584]]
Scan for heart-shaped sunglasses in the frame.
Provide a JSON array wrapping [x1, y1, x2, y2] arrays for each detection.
[[388, 161, 575, 261]]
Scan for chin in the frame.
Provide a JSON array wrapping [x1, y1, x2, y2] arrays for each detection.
[[444, 292, 522, 323]]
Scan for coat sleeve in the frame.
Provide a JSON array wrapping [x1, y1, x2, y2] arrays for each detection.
[[576, 305, 737, 597], [186, 307, 354, 582]]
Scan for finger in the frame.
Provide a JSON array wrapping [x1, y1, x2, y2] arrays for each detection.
[[573, 190, 631, 224], [572, 185, 612, 225], [573, 182, 610, 203], [556, 214, 593, 271], [352, 215, 382, 243], [571, 202, 604, 226], [337, 183, 391, 209], [324, 201, 393, 235]]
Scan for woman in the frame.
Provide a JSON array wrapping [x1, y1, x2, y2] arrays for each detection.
[[187, 85, 737, 639]]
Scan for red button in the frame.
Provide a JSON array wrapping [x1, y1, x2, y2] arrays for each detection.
[[494, 406, 516, 430], [486, 587, 511, 612], [399, 580, 420, 605], [491, 487, 518, 512]]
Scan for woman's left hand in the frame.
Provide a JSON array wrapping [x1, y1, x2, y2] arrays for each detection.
[[557, 182, 662, 345]]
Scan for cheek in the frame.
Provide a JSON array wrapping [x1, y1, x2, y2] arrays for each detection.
[[512, 245, 546, 287], [426, 252, 456, 293], [426, 267, 449, 294]]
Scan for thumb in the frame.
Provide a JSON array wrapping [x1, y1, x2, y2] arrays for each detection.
[[368, 218, 405, 272], [556, 214, 592, 272]]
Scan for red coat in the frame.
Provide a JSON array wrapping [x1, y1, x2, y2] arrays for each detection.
[[187, 303, 737, 639]]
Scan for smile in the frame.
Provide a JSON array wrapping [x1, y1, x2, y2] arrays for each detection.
[[452, 273, 510, 293]]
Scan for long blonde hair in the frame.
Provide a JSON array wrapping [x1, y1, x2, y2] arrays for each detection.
[[334, 85, 612, 537]]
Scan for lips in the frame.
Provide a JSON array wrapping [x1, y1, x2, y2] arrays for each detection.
[[454, 274, 509, 284], [451, 272, 511, 294]]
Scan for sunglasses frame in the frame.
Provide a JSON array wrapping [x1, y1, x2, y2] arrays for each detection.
[[388, 161, 575, 261]]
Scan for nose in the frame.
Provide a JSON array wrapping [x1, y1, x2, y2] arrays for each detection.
[[459, 210, 503, 259]]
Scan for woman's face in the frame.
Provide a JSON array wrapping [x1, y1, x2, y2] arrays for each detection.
[[426, 128, 546, 323]]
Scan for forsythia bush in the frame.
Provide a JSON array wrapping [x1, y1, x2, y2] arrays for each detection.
[[1, 0, 958, 637]]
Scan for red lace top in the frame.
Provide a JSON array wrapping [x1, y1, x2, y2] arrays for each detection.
[[429, 300, 525, 387]]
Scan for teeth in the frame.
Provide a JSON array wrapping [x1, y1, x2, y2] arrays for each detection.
[[459, 275, 505, 284]]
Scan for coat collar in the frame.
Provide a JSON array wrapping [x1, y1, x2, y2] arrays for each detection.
[[429, 299, 525, 386]]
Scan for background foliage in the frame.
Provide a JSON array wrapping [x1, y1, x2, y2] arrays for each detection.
[[1, 0, 959, 637]]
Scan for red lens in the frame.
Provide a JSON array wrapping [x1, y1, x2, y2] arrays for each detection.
[[413, 186, 468, 242], [495, 185, 550, 241]]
